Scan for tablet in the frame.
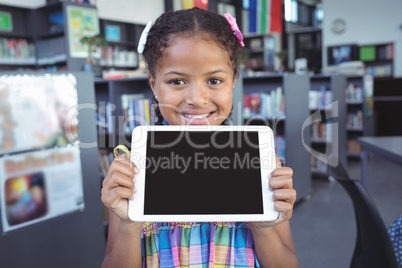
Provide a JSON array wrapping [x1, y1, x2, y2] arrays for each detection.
[[128, 125, 278, 222]]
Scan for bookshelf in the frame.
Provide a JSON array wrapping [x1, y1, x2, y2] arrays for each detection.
[[242, 73, 311, 202], [98, 19, 144, 70], [345, 75, 374, 159], [243, 35, 276, 72], [0, 2, 144, 75], [33, 1, 99, 72], [94, 75, 154, 149], [359, 43, 394, 77], [0, 4, 36, 70], [309, 74, 347, 177]]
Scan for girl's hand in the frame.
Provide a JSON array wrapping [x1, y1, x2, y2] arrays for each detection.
[[249, 166, 296, 230], [101, 153, 139, 222]]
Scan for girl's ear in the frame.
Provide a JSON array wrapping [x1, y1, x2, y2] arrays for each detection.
[[148, 74, 158, 97]]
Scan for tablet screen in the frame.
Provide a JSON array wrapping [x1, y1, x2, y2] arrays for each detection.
[[144, 131, 263, 215]]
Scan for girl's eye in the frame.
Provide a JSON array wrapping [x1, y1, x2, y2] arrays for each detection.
[[208, 78, 222, 85], [170, 79, 185, 85]]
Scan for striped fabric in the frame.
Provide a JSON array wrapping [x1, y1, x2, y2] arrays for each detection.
[[141, 222, 261, 268]]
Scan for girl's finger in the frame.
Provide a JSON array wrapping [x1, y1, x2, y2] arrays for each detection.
[[105, 171, 135, 191], [273, 188, 297, 204], [269, 175, 293, 189], [115, 153, 138, 170], [111, 159, 139, 176], [274, 200, 293, 216], [102, 186, 135, 207], [270, 167, 293, 178]]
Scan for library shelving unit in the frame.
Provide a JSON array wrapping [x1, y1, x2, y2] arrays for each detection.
[[33, 1, 101, 72], [242, 73, 311, 202], [243, 35, 276, 72], [309, 74, 347, 177], [0, 2, 144, 74], [359, 43, 394, 77], [345, 75, 375, 159], [0, 4, 36, 71], [94, 75, 152, 149], [98, 18, 145, 71]]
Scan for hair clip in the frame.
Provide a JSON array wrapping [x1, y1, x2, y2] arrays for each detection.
[[137, 21, 153, 54], [224, 13, 245, 47]]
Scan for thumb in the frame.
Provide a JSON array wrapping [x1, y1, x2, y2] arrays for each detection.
[[114, 145, 131, 161]]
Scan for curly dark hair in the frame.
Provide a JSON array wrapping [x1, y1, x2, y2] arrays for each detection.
[[142, 7, 242, 124]]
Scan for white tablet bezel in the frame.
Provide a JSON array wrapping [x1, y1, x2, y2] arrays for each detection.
[[128, 125, 279, 222]]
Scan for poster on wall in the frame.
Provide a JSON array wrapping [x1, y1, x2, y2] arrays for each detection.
[[0, 74, 79, 155], [66, 5, 99, 58], [0, 145, 84, 233]]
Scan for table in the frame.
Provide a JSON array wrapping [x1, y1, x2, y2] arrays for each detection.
[[358, 136, 402, 188]]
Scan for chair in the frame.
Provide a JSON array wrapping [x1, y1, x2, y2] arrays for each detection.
[[328, 161, 398, 268]]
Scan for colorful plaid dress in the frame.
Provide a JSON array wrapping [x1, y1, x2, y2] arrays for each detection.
[[141, 222, 261, 268]]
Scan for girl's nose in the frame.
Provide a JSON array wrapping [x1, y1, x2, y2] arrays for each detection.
[[185, 83, 208, 106]]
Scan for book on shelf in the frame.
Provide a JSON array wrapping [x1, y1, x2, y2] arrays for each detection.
[[347, 110, 363, 129], [309, 87, 333, 110], [98, 149, 114, 178], [121, 94, 156, 135], [243, 87, 284, 119], [100, 46, 138, 68], [0, 38, 36, 64], [365, 64, 392, 77], [96, 101, 115, 134], [311, 156, 328, 174], [311, 120, 333, 141], [346, 83, 363, 102], [347, 139, 361, 154]]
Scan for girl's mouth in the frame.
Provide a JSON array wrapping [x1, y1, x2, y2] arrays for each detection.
[[181, 112, 214, 119], [179, 111, 216, 124]]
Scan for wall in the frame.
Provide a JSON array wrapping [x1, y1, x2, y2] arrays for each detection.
[[96, 0, 164, 24], [322, 0, 402, 77]]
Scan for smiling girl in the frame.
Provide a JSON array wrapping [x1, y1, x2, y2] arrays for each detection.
[[101, 8, 298, 268]]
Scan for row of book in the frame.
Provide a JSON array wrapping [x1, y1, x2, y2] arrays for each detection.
[[96, 96, 157, 136], [347, 110, 363, 129], [243, 87, 285, 119], [309, 87, 333, 110], [365, 64, 392, 77], [121, 94, 158, 135], [99, 46, 138, 68], [99, 149, 114, 178], [311, 156, 328, 174], [377, 44, 394, 61], [311, 121, 333, 141], [0, 38, 36, 64], [37, 36, 67, 65], [245, 57, 265, 70], [347, 139, 361, 154], [345, 83, 363, 102]]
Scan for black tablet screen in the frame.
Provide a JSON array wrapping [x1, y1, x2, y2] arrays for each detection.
[[144, 131, 264, 215]]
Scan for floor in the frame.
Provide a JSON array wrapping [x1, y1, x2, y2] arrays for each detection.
[[291, 155, 402, 268]]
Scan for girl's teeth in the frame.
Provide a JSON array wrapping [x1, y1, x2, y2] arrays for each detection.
[[183, 113, 211, 119]]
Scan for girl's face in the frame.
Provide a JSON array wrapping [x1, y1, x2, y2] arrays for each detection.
[[149, 35, 236, 126]]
